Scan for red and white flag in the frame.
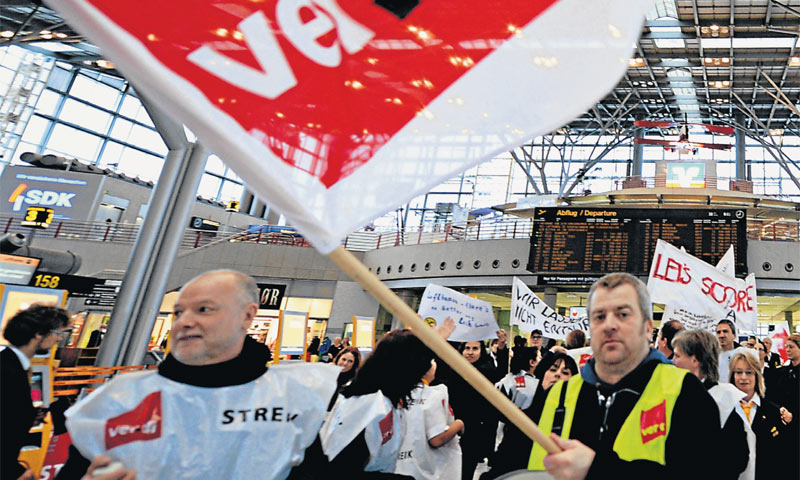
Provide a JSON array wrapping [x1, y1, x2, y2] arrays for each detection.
[[48, 0, 652, 252]]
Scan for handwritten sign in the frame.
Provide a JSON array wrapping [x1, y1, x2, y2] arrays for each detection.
[[510, 277, 589, 340], [417, 284, 499, 342], [648, 240, 757, 332], [662, 244, 737, 331]]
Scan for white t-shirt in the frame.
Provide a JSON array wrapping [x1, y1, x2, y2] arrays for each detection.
[[320, 391, 404, 473], [394, 384, 461, 480], [66, 363, 338, 479], [495, 372, 539, 410]]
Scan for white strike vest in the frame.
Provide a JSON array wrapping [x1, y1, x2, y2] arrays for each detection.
[[394, 384, 461, 480], [65, 363, 339, 479], [320, 391, 404, 472]]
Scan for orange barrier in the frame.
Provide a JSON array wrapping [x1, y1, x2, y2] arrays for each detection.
[[53, 365, 156, 397]]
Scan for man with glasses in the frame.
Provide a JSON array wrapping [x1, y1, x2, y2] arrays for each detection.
[[1, 305, 71, 480], [529, 329, 544, 349]]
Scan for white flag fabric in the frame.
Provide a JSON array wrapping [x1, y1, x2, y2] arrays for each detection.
[[662, 244, 737, 329], [510, 277, 589, 339], [648, 240, 757, 332], [417, 284, 499, 342], [47, 0, 653, 253]]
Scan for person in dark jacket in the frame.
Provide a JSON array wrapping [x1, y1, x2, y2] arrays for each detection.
[[529, 272, 720, 480], [672, 329, 749, 480], [445, 331, 508, 480], [485, 351, 578, 479], [729, 351, 788, 479], [763, 334, 799, 478], [1, 305, 71, 480]]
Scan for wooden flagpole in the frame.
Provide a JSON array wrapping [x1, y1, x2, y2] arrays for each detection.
[[328, 246, 560, 454]]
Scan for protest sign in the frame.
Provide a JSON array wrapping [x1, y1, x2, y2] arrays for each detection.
[[511, 277, 589, 340], [648, 240, 757, 332], [662, 244, 737, 331], [49, 0, 652, 253], [566, 346, 594, 369], [418, 284, 499, 342], [769, 323, 792, 364]]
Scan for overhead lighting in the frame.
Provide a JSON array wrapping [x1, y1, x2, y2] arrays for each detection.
[[713, 97, 728, 104], [95, 59, 115, 69], [700, 24, 730, 37], [703, 57, 730, 66], [790, 56, 800, 67], [0, 30, 14, 38], [629, 57, 645, 67], [710, 80, 730, 88], [769, 128, 784, 136]]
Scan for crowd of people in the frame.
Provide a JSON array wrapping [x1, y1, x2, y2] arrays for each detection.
[[1, 269, 798, 480]]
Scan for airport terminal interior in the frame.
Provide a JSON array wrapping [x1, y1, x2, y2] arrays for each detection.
[[0, 0, 799, 475]]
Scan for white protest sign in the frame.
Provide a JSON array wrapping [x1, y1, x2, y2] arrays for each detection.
[[418, 284, 499, 342], [648, 240, 757, 332], [510, 277, 589, 340], [662, 244, 737, 331]]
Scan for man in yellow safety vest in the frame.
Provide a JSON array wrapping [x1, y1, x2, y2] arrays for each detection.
[[528, 273, 721, 480]]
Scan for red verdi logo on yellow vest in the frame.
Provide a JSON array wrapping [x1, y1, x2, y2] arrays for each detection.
[[639, 399, 667, 444]]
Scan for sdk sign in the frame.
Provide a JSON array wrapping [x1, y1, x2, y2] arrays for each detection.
[[8, 184, 76, 211]]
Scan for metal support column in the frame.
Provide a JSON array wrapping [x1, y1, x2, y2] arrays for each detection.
[[96, 91, 201, 366], [735, 114, 747, 180], [266, 207, 281, 225], [632, 119, 644, 177], [122, 143, 208, 365], [240, 189, 255, 216], [543, 287, 558, 310], [96, 139, 187, 367]]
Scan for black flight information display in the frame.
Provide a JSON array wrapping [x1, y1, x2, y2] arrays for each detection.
[[528, 208, 747, 276]]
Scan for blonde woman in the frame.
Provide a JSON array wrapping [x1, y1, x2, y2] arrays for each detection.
[[729, 352, 786, 479]]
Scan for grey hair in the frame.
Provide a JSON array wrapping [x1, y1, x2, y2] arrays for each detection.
[[187, 269, 259, 306], [586, 272, 652, 322]]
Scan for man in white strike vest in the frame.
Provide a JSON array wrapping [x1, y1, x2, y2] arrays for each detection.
[[56, 270, 338, 480]]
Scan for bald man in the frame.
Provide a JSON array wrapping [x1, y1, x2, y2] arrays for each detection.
[[58, 270, 338, 480]]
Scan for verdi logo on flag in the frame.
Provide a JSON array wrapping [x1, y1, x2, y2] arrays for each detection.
[[511, 277, 588, 339], [49, 0, 652, 252], [648, 240, 757, 332]]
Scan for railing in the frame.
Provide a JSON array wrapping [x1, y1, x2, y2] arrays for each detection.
[[0, 215, 244, 249], [52, 365, 155, 397], [2, 213, 798, 255]]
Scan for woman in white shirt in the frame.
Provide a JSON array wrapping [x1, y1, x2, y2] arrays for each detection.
[[394, 359, 464, 480]]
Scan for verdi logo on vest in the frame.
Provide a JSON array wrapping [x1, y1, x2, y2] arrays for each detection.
[[378, 410, 394, 445], [105, 392, 163, 449], [639, 400, 667, 444]]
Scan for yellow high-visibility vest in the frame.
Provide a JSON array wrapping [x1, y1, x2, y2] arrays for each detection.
[[528, 363, 687, 470]]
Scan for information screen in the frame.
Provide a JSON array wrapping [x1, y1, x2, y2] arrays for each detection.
[[0, 254, 40, 285], [527, 208, 747, 276]]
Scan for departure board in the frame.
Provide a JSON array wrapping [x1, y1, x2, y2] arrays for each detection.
[[528, 208, 747, 276]]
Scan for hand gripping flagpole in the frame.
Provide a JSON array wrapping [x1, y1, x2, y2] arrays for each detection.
[[328, 246, 560, 454]]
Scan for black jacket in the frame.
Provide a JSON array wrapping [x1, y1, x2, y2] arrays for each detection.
[[494, 349, 722, 480], [443, 347, 508, 471], [1, 347, 36, 479], [751, 398, 789, 479]]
